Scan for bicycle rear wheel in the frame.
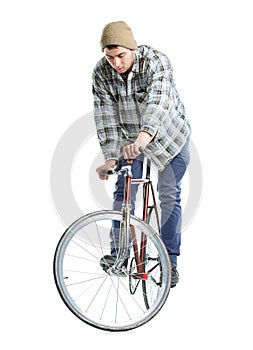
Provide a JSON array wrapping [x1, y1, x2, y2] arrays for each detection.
[[142, 205, 169, 309], [53, 210, 170, 331]]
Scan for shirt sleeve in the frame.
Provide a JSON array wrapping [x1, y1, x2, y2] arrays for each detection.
[[140, 57, 173, 137], [92, 70, 122, 161]]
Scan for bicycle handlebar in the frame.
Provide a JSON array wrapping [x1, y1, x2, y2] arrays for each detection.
[[100, 148, 145, 177], [100, 157, 125, 176], [114, 156, 125, 173]]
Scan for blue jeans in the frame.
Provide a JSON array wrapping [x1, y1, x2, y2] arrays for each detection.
[[111, 140, 190, 267]]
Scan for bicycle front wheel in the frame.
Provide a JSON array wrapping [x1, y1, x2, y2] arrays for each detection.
[[53, 210, 170, 331]]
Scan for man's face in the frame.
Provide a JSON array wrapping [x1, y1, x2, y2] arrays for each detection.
[[104, 46, 135, 74]]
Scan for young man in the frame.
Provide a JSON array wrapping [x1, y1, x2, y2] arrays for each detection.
[[92, 21, 191, 287]]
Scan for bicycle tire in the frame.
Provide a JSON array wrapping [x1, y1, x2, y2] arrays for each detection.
[[142, 205, 170, 309], [53, 210, 170, 331]]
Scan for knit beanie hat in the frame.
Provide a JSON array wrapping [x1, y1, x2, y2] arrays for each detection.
[[100, 21, 137, 51]]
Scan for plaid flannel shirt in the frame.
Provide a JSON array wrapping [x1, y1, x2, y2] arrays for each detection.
[[92, 45, 191, 171]]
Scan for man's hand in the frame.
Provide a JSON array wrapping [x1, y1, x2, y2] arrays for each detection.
[[123, 131, 155, 160], [123, 141, 143, 160], [96, 159, 116, 180]]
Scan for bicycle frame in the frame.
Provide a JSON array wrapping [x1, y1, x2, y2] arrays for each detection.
[[116, 159, 160, 279]]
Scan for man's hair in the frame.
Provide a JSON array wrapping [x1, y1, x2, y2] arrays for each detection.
[[104, 44, 119, 50], [104, 45, 133, 51]]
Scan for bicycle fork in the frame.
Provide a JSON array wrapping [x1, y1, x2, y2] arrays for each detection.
[[114, 165, 132, 270]]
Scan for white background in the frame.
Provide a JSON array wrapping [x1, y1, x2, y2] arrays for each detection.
[[1, 0, 253, 348]]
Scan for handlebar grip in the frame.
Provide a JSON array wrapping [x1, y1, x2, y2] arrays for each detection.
[[100, 169, 114, 176]]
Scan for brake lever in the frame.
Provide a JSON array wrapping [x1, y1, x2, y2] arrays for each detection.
[[99, 157, 125, 176]]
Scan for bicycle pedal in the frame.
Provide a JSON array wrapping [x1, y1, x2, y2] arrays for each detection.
[[100, 255, 116, 271], [100, 255, 129, 272]]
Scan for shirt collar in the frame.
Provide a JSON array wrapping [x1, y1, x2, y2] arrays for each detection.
[[131, 49, 141, 73]]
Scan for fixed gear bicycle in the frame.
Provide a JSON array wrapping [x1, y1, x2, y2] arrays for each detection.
[[53, 158, 171, 331]]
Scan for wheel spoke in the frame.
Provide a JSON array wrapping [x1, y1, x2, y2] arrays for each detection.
[[85, 275, 108, 312]]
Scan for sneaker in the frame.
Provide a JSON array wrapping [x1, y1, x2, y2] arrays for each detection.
[[100, 255, 128, 273], [170, 267, 179, 288]]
